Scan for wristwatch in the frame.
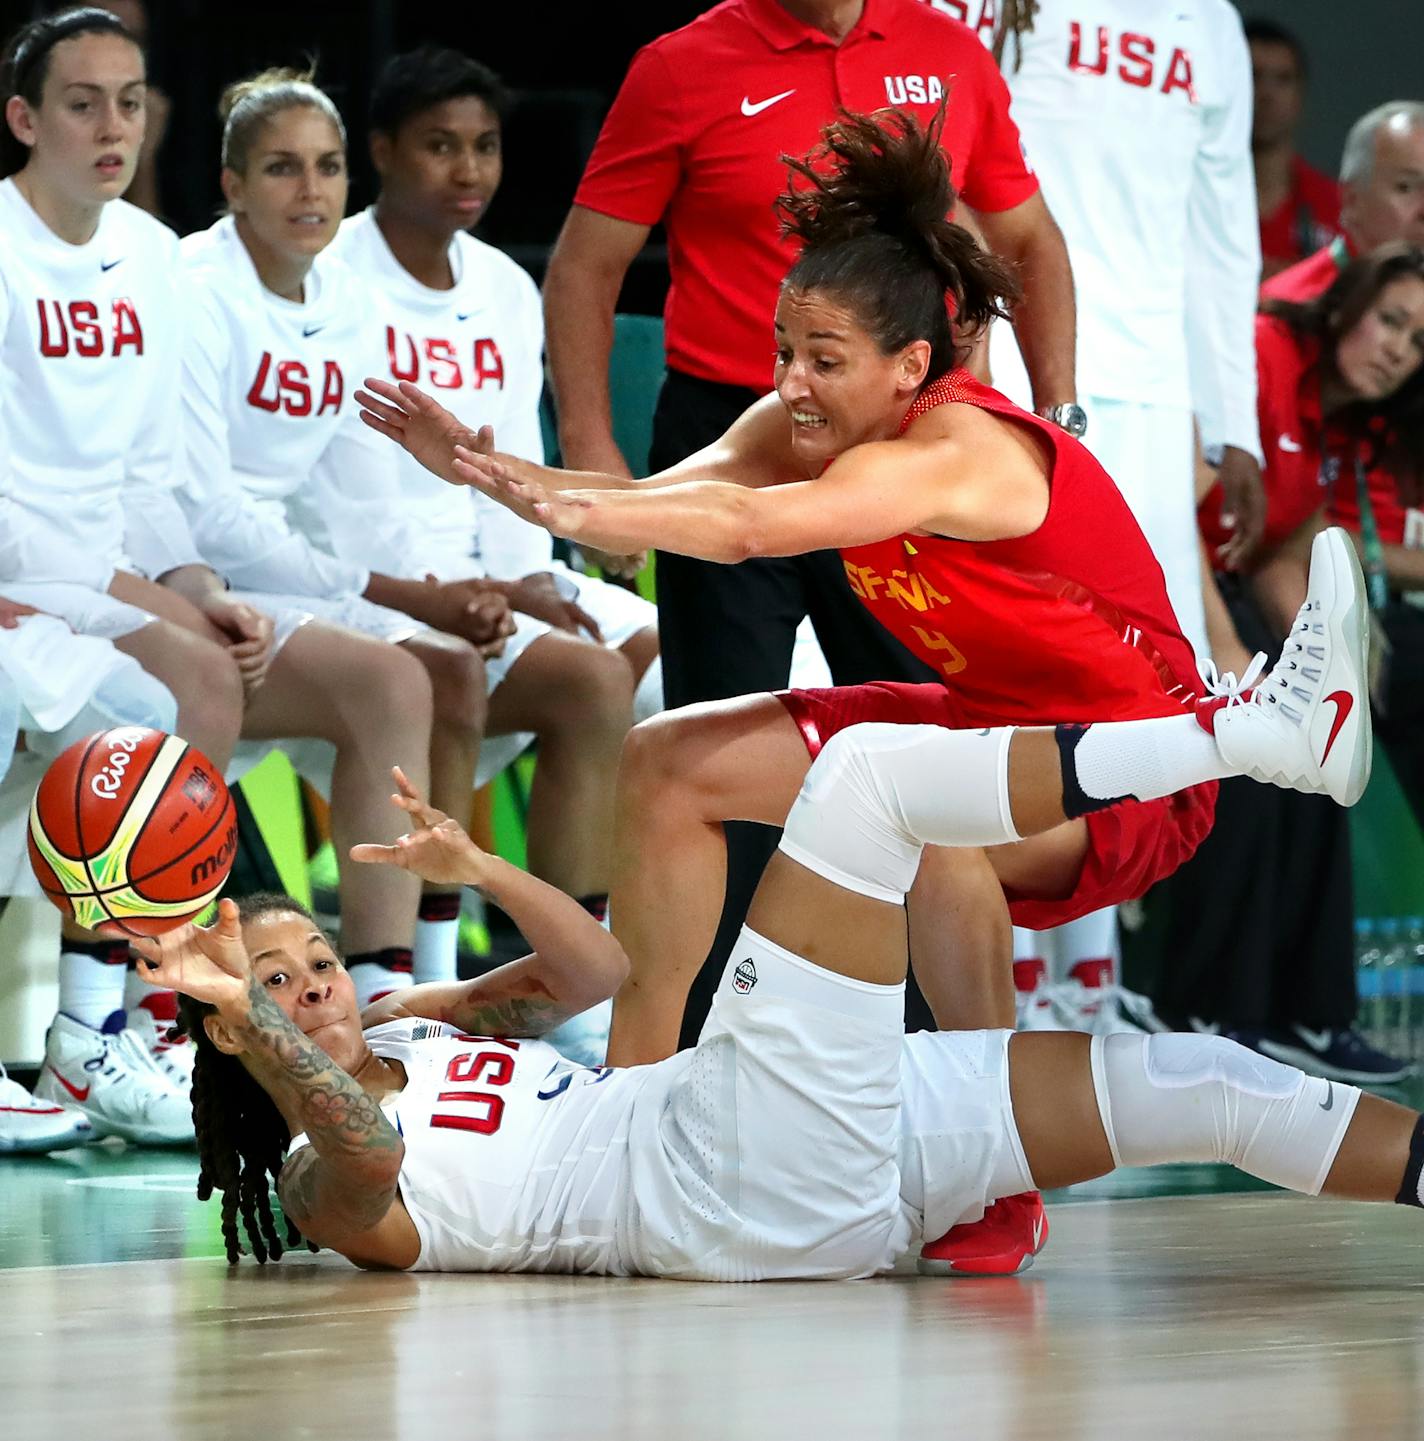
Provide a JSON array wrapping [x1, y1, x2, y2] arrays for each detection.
[[1037, 403, 1088, 438]]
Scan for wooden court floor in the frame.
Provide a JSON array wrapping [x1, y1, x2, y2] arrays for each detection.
[[4, 1143, 1424, 1441]]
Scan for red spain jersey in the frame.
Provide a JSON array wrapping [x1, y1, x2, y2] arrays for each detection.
[[838, 372, 1201, 726], [1199, 315, 1327, 560], [574, 0, 1037, 391]]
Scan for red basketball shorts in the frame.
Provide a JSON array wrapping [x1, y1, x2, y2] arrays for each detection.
[[776, 681, 1217, 929]]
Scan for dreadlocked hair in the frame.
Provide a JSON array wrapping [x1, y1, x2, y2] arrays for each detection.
[[993, 0, 1040, 71], [776, 102, 1022, 382], [176, 891, 325, 1265]]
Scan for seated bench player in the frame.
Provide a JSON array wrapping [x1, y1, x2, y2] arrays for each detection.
[[331, 46, 661, 723]]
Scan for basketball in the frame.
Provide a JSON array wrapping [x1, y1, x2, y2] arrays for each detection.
[[27, 727, 237, 937]]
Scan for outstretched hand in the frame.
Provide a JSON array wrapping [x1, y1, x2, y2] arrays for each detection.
[[452, 446, 596, 541], [355, 377, 494, 486], [129, 898, 252, 1010], [350, 766, 492, 887]]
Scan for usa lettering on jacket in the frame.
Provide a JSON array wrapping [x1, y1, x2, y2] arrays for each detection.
[[246, 353, 344, 416], [928, 0, 997, 43], [35, 298, 144, 357], [385, 329, 506, 391], [1067, 22, 1197, 100]]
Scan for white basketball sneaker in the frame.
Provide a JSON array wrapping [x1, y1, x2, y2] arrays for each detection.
[[34, 1013, 194, 1146], [0, 1061, 93, 1154], [126, 1004, 195, 1097], [1212, 527, 1372, 807]]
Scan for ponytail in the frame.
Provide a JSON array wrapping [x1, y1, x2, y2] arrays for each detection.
[[777, 103, 1021, 380], [219, 64, 346, 175]]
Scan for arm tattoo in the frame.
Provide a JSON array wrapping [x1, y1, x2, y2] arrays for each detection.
[[445, 993, 571, 1038], [234, 978, 402, 1234]]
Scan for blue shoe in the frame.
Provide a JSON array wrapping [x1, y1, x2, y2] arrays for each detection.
[[1255, 1025, 1415, 1085]]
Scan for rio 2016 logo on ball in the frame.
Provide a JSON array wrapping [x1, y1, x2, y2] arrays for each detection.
[[28, 727, 237, 937]]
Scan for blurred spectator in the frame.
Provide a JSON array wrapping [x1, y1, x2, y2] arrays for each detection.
[[1246, 17, 1341, 281], [1266, 101, 1424, 303], [1151, 270, 1424, 1084]]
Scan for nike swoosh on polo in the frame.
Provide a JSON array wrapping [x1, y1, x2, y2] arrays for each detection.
[[46, 1066, 90, 1103], [100, 258, 123, 272], [1320, 689, 1354, 765], [302, 324, 325, 338], [455, 310, 481, 321], [1278, 434, 1303, 453], [741, 89, 796, 117], [1320, 1081, 1334, 1111]]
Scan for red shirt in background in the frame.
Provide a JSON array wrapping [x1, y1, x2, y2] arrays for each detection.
[[840, 371, 1201, 726], [1199, 314, 1327, 560], [574, 0, 1038, 392], [1260, 238, 1422, 547], [1261, 234, 1351, 304], [1258, 157, 1342, 276]]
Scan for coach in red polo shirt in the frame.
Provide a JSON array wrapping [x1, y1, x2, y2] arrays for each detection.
[[545, 0, 1074, 690]]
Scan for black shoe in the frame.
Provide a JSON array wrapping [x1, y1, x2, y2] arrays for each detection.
[[1255, 1025, 1415, 1085]]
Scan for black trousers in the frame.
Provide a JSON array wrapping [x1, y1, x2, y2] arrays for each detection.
[[649, 370, 941, 1045], [1150, 578, 1357, 1029], [1376, 601, 1424, 831]]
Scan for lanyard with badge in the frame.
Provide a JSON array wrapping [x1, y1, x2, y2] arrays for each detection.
[[1348, 453, 1394, 712]]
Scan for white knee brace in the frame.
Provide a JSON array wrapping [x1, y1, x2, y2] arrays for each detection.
[[778, 723, 1020, 905], [1091, 1033, 1359, 1196]]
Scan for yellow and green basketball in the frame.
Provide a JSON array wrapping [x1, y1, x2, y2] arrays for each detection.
[[28, 727, 236, 937]]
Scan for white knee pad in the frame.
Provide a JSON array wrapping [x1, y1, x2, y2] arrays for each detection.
[[1092, 1032, 1360, 1196], [778, 723, 1019, 905]]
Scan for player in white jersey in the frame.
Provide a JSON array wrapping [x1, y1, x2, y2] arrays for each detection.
[[0, 9, 261, 1143], [192, 72, 643, 996], [137, 530, 1424, 1280], [939, 0, 1265, 642], [0, 20, 439, 1136], [331, 47, 661, 724]]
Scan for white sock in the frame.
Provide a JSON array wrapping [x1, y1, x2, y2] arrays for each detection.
[[58, 942, 129, 1029], [413, 917, 459, 984], [349, 963, 406, 1009], [1070, 713, 1231, 809], [1057, 907, 1119, 987]]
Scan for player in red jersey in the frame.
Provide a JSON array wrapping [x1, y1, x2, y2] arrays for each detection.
[[358, 105, 1233, 1274]]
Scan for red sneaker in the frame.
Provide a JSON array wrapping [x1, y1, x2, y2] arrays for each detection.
[[917, 1191, 1048, 1276]]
